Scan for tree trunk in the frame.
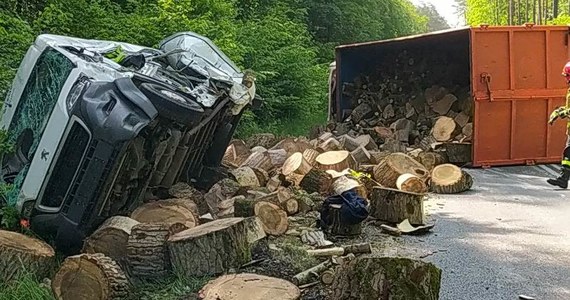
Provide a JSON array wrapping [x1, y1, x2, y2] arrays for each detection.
[[130, 199, 198, 229], [396, 174, 428, 194], [331, 256, 442, 300], [52, 253, 130, 300], [329, 204, 362, 236], [299, 168, 333, 195], [82, 216, 140, 266], [431, 164, 474, 194], [373, 153, 428, 188], [167, 218, 252, 277], [417, 151, 447, 170], [199, 274, 300, 300], [282, 152, 313, 176], [127, 223, 172, 280], [0, 230, 55, 282], [254, 201, 289, 235], [315, 150, 357, 172], [369, 187, 425, 225]]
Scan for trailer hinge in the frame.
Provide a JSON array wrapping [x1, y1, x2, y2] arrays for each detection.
[[480, 73, 493, 101], [524, 23, 535, 29], [526, 160, 536, 166], [479, 24, 490, 30]]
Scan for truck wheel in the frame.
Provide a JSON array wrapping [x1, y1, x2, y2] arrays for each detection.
[[139, 83, 204, 126]]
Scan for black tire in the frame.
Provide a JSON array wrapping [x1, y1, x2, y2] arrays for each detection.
[[139, 83, 204, 126]]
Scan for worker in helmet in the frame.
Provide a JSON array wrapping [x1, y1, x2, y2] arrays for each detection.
[[547, 61, 570, 188]]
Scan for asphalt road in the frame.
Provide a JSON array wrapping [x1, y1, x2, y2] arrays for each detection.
[[416, 165, 570, 300]]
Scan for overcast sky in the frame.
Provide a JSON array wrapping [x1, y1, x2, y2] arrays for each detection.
[[411, 0, 464, 28]]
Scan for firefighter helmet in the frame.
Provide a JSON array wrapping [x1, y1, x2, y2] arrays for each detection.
[[562, 61, 570, 83]]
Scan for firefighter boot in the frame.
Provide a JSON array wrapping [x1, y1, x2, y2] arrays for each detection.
[[547, 166, 570, 189]]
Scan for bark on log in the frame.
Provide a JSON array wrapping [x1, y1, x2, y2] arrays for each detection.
[[302, 148, 320, 166], [315, 151, 356, 172], [372, 153, 428, 188], [369, 151, 391, 165], [235, 197, 256, 217], [0, 230, 55, 282], [282, 152, 313, 176], [331, 256, 442, 300], [442, 142, 472, 164], [369, 187, 425, 225], [418, 135, 437, 151], [432, 116, 458, 142], [307, 243, 372, 257], [462, 123, 473, 141], [254, 201, 289, 235], [299, 168, 333, 195], [230, 167, 261, 188], [252, 167, 269, 187], [203, 179, 240, 219], [317, 138, 342, 152], [127, 223, 172, 280], [431, 94, 457, 115], [355, 134, 378, 151], [241, 151, 274, 171], [329, 204, 362, 236], [292, 259, 333, 286], [271, 138, 300, 156], [52, 253, 130, 300], [431, 164, 473, 194], [351, 103, 373, 122], [245, 133, 277, 149], [268, 149, 288, 168], [454, 112, 470, 128], [396, 173, 428, 194], [82, 216, 140, 265], [417, 151, 447, 171], [130, 199, 198, 228], [243, 217, 267, 245], [199, 273, 300, 300], [169, 183, 207, 215], [351, 146, 371, 164], [338, 134, 361, 151], [168, 218, 252, 277]]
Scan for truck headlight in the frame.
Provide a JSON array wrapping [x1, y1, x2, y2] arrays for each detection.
[[66, 76, 90, 113]]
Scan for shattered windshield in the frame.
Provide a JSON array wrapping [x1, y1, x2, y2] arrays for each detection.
[[3, 48, 74, 205]]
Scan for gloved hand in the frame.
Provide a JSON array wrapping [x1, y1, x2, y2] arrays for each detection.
[[549, 107, 570, 125]]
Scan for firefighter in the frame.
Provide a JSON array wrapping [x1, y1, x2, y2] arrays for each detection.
[[547, 61, 570, 188]]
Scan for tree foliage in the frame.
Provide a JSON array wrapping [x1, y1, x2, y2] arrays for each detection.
[[417, 3, 450, 31], [1, 0, 428, 137], [465, 0, 570, 26]]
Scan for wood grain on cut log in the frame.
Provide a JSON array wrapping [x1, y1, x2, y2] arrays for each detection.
[[223, 140, 251, 168], [332, 256, 441, 300], [254, 201, 289, 235], [431, 94, 457, 115], [168, 218, 252, 277], [130, 199, 198, 229], [454, 112, 470, 128], [432, 116, 458, 142], [338, 134, 360, 151], [355, 134, 378, 151], [351, 146, 371, 164], [315, 151, 356, 172], [417, 151, 447, 170], [431, 164, 473, 194], [462, 123, 473, 141], [321, 270, 335, 285], [82, 216, 139, 265], [317, 137, 342, 152], [268, 149, 287, 168], [52, 253, 130, 300], [199, 274, 300, 300], [396, 173, 428, 194], [0, 230, 55, 282], [282, 152, 313, 176], [230, 166, 261, 188], [299, 168, 333, 195], [372, 153, 428, 188], [271, 138, 299, 156], [302, 148, 320, 166], [241, 151, 274, 171], [369, 187, 425, 225], [127, 223, 172, 280]]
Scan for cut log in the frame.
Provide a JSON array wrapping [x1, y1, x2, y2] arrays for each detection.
[[405, 102, 417, 119], [52, 253, 130, 300], [82, 216, 140, 265], [332, 176, 367, 198], [442, 142, 472, 164], [321, 270, 335, 285], [382, 104, 395, 120], [396, 173, 428, 194], [454, 112, 470, 128], [462, 123, 473, 141], [351, 103, 373, 122], [329, 204, 362, 236], [355, 134, 378, 151], [292, 259, 333, 286], [331, 256, 441, 300], [317, 132, 334, 143], [302, 148, 320, 166], [369, 187, 425, 225], [271, 138, 300, 156], [130, 199, 198, 228], [241, 151, 274, 171], [234, 197, 256, 218], [432, 116, 458, 142], [431, 164, 473, 194], [307, 243, 372, 257], [254, 201, 289, 235], [268, 149, 288, 167], [217, 195, 240, 219], [256, 188, 299, 216], [266, 175, 282, 192], [0, 230, 55, 282], [243, 217, 267, 245], [200, 273, 300, 300], [338, 134, 360, 151], [372, 153, 428, 188], [418, 135, 437, 151], [317, 137, 342, 152], [417, 151, 447, 170], [293, 137, 314, 154], [168, 183, 207, 215], [369, 150, 391, 164], [223, 140, 251, 168], [374, 126, 394, 139], [245, 133, 277, 149], [299, 168, 333, 195], [252, 167, 269, 186], [127, 223, 172, 280], [282, 152, 313, 176], [381, 138, 407, 153], [315, 151, 356, 172], [230, 167, 261, 188], [251, 146, 267, 153], [351, 146, 371, 164], [203, 179, 240, 219], [431, 94, 457, 115], [168, 218, 252, 277]]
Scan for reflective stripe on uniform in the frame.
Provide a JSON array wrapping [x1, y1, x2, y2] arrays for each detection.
[[562, 159, 570, 167]]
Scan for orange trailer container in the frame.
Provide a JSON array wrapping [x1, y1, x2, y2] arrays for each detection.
[[333, 25, 570, 167]]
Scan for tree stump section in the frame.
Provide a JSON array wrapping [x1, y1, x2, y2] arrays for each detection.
[[369, 187, 425, 225], [302, 148, 320, 166], [417, 151, 447, 170], [52, 253, 130, 300], [168, 218, 252, 277], [396, 174, 428, 194], [282, 152, 313, 176], [130, 199, 198, 229], [315, 151, 356, 172], [0, 230, 55, 282], [329, 204, 361, 236], [432, 116, 458, 142], [431, 164, 473, 194], [82, 216, 140, 265], [254, 201, 289, 235], [199, 273, 300, 300], [299, 168, 333, 195], [373, 153, 428, 188], [127, 223, 174, 280], [332, 256, 442, 300]]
